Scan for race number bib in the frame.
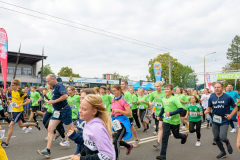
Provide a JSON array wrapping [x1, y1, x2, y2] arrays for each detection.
[[12, 102, 17, 108], [213, 115, 222, 124], [139, 105, 144, 109], [190, 112, 197, 117], [164, 113, 171, 120], [70, 104, 76, 109], [112, 119, 122, 131], [155, 102, 162, 108], [53, 111, 60, 118]]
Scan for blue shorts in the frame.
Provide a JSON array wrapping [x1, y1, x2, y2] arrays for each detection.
[[12, 112, 23, 123], [51, 107, 72, 125]]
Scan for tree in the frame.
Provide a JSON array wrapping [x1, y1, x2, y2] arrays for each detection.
[[58, 66, 81, 77], [113, 72, 130, 81], [41, 64, 54, 76], [147, 53, 197, 88]]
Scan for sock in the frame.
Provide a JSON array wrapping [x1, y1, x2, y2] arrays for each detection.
[[46, 148, 50, 153]]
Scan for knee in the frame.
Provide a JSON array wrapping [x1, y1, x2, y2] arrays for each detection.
[[189, 129, 194, 133], [219, 136, 228, 142], [48, 126, 55, 133]]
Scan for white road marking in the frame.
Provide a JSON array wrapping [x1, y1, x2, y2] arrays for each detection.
[[51, 155, 73, 160]]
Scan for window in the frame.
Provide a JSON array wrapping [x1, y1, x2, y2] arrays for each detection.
[[22, 68, 32, 75], [104, 75, 106, 79], [7, 67, 32, 75]]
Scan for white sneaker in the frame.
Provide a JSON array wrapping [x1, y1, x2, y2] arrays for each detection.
[[195, 141, 201, 146], [25, 127, 32, 133], [22, 127, 26, 130], [230, 128, 236, 133], [60, 140, 70, 147], [153, 125, 156, 128], [153, 131, 157, 136]]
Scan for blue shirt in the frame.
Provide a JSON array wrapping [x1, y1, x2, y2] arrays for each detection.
[[208, 93, 236, 125], [52, 83, 69, 111], [225, 90, 239, 103]]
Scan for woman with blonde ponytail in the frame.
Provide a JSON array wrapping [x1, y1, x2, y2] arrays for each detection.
[[71, 94, 115, 160]]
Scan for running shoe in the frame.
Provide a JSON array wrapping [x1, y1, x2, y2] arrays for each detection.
[[226, 142, 233, 154], [149, 120, 152, 124], [37, 148, 51, 158], [230, 128, 236, 133], [25, 127, 32, 133], [153, 125, 156, 128], [35, 121, 41, 130], [22, 127, 26, 130], [60, 140, 70, 147], [147, 124, 149, 130], [1, 142, 9, 148], [143, 128, 148, 132], [181, 133, 188, 144], [137, 127, 141, 131], [181, 126, 186, 130], [153, 142, 160, 148], [195, 141, 201, 147], [53, 134, 60, 142], [133, 139, 140, 147], [207, 123, 209, 129], [156, 155, 166, 160], [153, 131, 157, 136], [126, 144, 133, 155], [216, 151, 226, 159]]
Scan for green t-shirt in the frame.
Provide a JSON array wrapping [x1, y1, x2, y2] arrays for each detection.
[[188, 104, 202, 122], [162, 96, 182, 125], [175, 94, 188, 110], [30, 91, 41, 106], [131, 94, 138, 110], [138, 95, 149, 109], [124, 91, 133, 118], [67, 94, 80, 119], [149, 91, 166, 118], [45, 91, 54, 113], [101, 94, 112, 115]]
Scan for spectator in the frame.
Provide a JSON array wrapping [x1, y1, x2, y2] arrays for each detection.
[[57, 75, 62, 83], [69, 76, 73, 85]]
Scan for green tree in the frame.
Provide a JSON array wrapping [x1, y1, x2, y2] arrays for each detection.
[[58, 66, 81, 77], [41, 64, 54, 76], [113, 72, 130, 81]]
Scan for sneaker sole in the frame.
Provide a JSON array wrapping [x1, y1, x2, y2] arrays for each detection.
[[217, 155, 227, 159], [37, 150, 50, 158], [59, 144, 70, 147]]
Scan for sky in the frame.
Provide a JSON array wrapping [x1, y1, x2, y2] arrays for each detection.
[[1, 0, 240, 84]]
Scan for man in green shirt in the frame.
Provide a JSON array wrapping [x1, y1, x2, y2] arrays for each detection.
[[156, 84, 188, 160], [100, 86, 112, 115], [121, 80, 140, 147]]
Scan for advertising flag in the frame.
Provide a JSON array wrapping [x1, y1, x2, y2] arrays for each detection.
[[206, 73, 211, 91], [0, 28, 8, 95], [153, 61, 161, 82]]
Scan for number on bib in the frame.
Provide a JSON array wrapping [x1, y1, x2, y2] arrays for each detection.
[[70, 104, 76, 109], [190, 112, 197, 117], [139, 105, 144, 109], [213, 115, 222, 124], [112, 119, 122, 131], [155, 102, 162, 108], [12, 102, 17, 108]]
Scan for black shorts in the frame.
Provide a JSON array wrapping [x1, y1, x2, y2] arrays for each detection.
[[139, 109, 147, 123], [180, 109, 187, 117], [42, 107, 47, 112], [159, 116, 163, 121], [31, 106, 39, 112], [129, 117, 134, 126], [11, 112, 23, 123]]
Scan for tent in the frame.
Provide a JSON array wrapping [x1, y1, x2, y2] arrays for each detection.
[[140, 83, 156, 90], [134, 82, 140, 90]]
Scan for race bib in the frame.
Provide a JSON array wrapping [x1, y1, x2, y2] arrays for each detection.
[[53, 111, 60, 118], [12, 102, 17, 108], [139, 105, 144, 109], [213, 115, 222, 124], [0, 130, 5, 139], [112, 119, 122, 131], [190, 112, 197, 117], [164, 113, 171, 120], [70, 104, 76, 109], [155, 102, 162, 108]]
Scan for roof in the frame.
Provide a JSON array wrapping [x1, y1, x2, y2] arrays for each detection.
[[8, 51, 47, 65]]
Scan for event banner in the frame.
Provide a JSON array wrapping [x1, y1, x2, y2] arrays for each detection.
[[216, 72, 240, 80], [0, 28, 8, 95], [206, 73, 211, 91], [153, 61, 161, 81]]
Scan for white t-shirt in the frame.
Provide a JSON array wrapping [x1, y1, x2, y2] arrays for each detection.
[[201, 94, 211, 109]]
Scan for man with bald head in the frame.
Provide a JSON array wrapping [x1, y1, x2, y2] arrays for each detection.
[[37, 74, 73, 158]]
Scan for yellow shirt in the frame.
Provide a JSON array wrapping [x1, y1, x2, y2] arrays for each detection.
[[11, 90, 27, 112], [0, 140, 8, 160]]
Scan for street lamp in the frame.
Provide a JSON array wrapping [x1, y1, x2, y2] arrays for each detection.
[[204, 52, 216, 88]]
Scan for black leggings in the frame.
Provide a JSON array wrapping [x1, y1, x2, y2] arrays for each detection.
[[113, 123, 131, 160], [139, 109, 147, 123], [189, 121, 201, 139], [132, 108, 141, 128]]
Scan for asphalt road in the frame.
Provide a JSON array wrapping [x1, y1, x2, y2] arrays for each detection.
[[1, 121, 240, 160]]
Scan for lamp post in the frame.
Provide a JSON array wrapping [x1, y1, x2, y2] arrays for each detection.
[[204, 52, 216, 88]]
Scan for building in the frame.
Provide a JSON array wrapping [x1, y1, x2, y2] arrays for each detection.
[[102, 73, 113, 80], [0, 51, 47, 88]]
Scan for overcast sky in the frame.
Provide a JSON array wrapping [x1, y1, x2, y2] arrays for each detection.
[[1, 0, 240, 84]]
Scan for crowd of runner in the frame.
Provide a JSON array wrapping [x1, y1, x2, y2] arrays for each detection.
[[0, 75, 240, 160]]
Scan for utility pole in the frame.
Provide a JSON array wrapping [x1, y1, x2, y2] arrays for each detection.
[[169, 55, 171, 84]]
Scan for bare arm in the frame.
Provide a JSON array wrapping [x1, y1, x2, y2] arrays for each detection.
[[48, 94, 68, 104], [16, 98, 30, 108], [113, 105, 131, 117]]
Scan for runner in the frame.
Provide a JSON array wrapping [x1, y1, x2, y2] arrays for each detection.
[[204, 82, 238, 159], [129, 88, 141, 130], [201, 88, 211, 127], [121, 81, 140, 147], [149, 81, 166, 148], [37, 74, 73, 158], [185, 95, 203, 146], [137, 88, 150, 132], [28, 86, 44, 123], [0, 125, 8, 160], [100, 86, 112, 115], [71, 94, 115, 160], [111, 84, 133, 160], [175, 87, 189, 130], [2, 79, 41, 148], [93, 87, 100, 96], [225, 84, 239, 133], [156, 84, 188, 160]]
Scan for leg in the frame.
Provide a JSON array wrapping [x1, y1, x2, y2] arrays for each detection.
[[219, 125, 230, 144], [196, 121, 201, 140], [212, 123, 225, 152], [155, 118, 159, 132], [132, 109, 141, 128], [171, 124, 186, 139], [189, 121, 196, 133], [43, 112, 52, 130], [28, 110, 34, 122], [56, 122, 66, 138], [47, 120, 61, 150], [5, 121, 15, 144], [160, 122, 170, 158], [157, 121, 163, 143], [36, 110, 44, 116]]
